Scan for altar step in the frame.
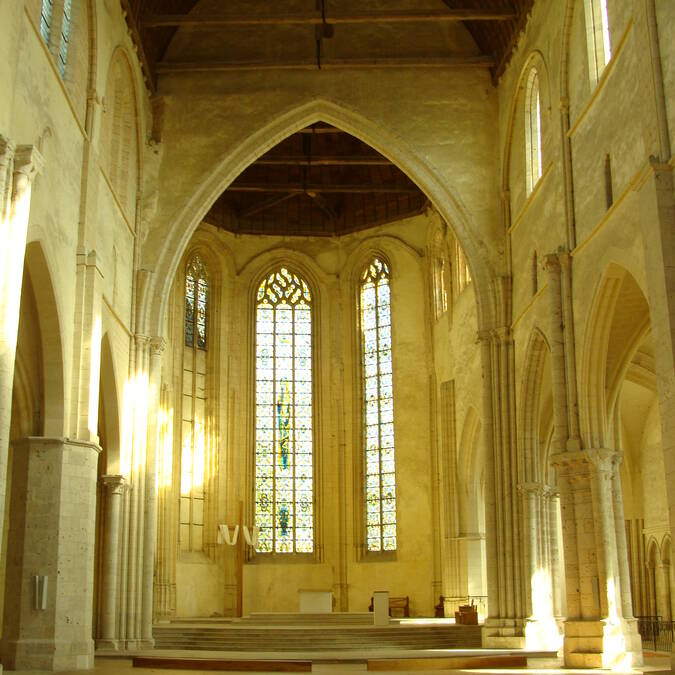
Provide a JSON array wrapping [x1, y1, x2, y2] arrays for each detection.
[[153, 624, 482, 652]]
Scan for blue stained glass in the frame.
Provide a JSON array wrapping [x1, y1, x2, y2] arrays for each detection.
[[255, 268, 314, 553], [361, 258, 397, 553]]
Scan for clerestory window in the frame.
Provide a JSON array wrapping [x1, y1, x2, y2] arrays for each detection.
[[584, 0, 612, 86], [57, 0, 73, 78], [525, 68, 543, 195], [361, 258, 397, 552], [254, 268, 314, 554], [40, 0, 54, 45]]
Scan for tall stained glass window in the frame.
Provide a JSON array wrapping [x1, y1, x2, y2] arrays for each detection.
[[40, 0, 54, 44], [255, 268, 313, 554], [57, 0, 72, 78], [361, 258, 396, 552], [185, 256, 208, 349]]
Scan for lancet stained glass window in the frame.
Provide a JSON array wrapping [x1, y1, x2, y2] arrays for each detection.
[[57, 0, 73, 78], [361, 258, 396, 552], [40, 0, 54, 44], [185, 256, 208, 349], [255, 268, 313, 554]]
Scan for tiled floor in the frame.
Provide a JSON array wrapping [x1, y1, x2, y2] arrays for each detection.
[[6, 653, 672, 675]]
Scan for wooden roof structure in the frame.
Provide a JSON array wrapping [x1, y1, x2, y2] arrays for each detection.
[[119, 0, 534, 236], [122, 0, 535, 90]]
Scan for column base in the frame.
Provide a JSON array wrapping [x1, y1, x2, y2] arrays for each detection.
[[95, 638, 120, 650], [482, 618, 526, 649], [524, 616, 564, 652], [139, 638, 155, 649], [1, 637, 94, 671], [563, 619, 642, 669]]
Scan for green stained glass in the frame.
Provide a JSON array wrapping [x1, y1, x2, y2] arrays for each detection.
[[361, 258, 397, 552], [255, 268, 314, 553]]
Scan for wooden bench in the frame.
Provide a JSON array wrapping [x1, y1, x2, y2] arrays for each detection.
[[368, 595, 410, 617]]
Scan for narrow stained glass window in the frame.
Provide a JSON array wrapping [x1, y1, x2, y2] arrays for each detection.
[[255, 268, 313, 554], [525, 69, 542, 195], [57, 0, 73, 78], [40, 0, 54, 45], [361, 258, 396, 552], [185, 256, 208, 350]]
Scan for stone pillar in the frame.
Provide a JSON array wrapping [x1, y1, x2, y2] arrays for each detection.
[[552, 449, 642, 669], [96, 475, 127, 650], [0, 437, 100, 671], [0, 145, 43, 585], [638, 161, 675, 669], [520, 482, 562, 651], [141, 337, 165, 646], [154, 383, 176, 620], [479, 277, 527, 648]]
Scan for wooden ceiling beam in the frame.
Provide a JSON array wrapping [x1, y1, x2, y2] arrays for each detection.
[[253, 155, 391, 166], [228, 184, 420, 194], [156, 55, 493, 74], [240, 192, 298, 218], [143, 9, 517, 29]]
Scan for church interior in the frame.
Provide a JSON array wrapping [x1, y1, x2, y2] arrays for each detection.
[[0, 0, 674, 672]]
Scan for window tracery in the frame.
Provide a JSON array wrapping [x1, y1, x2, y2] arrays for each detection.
[[254, 267, 314, 554], [361, 258, 397, 552]]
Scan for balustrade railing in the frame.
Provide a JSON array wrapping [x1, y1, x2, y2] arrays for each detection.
[[636, 616, 674, 653]]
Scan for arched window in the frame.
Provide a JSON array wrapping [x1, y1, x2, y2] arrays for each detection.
[[361, 258, 396, 552], [454, 241, 472, 296], [180, 255, 210, 553], [255, 268, 314, 554], [525, 68, 542, 195], [185, 256, 208, 349], [57, 0, 73, 78], [40, 0, 54, 44], [585, 0, 612, 85], [432, 231, 448, 319]]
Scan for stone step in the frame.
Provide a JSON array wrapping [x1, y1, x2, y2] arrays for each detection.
[[152, 624, 482, 652]]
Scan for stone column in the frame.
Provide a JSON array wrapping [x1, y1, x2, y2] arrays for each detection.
[[141, 337, 165, 646], [552, 449, 642, 669], [479, 277, 527, 648], [0, 145, 43, 581], [0, 437, 100, 671], [520, 482, 561, 651], [638, 161, 675, 670], [96, 475, 127, 650]]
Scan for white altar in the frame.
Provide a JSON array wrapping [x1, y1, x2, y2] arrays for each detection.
[[298, 590, 333, 613]]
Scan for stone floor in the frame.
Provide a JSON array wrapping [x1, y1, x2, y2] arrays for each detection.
[[3, 653, 672, 674]]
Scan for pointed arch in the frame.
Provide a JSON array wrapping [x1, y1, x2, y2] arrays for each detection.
[[518, 328, 551, 484], [139, 99, 494, 341], [458, 406, 483, 533], [581, 264, 650, 448], [100, 47, 140, 219], [24, 241, 65, 437], [98, 333, 120, 474]]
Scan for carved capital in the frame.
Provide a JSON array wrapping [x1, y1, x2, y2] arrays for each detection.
[[150, 337, 167, 357], [13, 145, 44, 184], [135, 333, 151, 349], [0, 135, 16, 165], [101, 474, 128, 495], [584, 447, 622, 475], [518, 481, 546, 497]]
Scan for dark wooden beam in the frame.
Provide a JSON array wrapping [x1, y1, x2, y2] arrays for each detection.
[[240, 193, 298, 218], [254, 155, 391, 166], [143, 9, 518, 29], [156, 56, 493, 74], [228, 184, 420, 194]]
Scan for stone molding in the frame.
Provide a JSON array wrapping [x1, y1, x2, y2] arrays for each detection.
[[11, 435, 102, 453], [101, 474, 129, 494]]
